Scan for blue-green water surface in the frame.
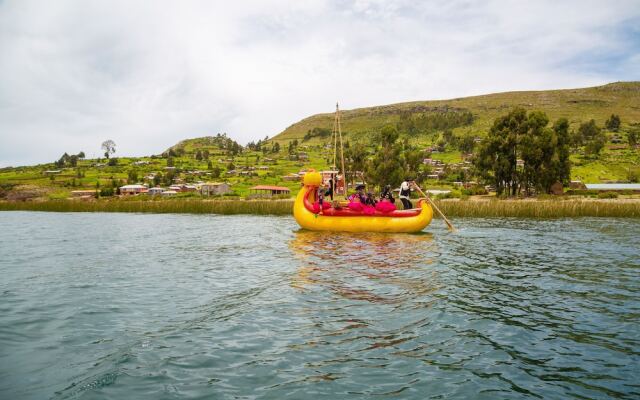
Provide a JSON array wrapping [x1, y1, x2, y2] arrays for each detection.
[[0, 212, 638, 399]]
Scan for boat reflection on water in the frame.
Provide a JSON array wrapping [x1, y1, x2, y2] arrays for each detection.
[[289, 230, 441, 305]]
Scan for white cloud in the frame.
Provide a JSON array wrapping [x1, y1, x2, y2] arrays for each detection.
[[0, 0, 638, 166]]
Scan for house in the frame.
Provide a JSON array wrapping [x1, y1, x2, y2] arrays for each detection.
[[282, 174, 301, 181], [249, 185, 291, 197], [43, 170, 62, 175], [119, 184, 148, 195], [569, 180, 587, 190], [182, 185, 198, 192], [201, 182, 231, 196], [133, 160, 150, 166], [258, 166, 269, 170], [148, 187, 165, 195], [161, 190, 177, 197], [168, 185, 183, 192], [164, 166, 177, 171]]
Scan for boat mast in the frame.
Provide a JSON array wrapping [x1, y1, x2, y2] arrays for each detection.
[[336, 103, 346, 192]]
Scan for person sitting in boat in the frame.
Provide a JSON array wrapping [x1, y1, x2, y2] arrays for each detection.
[[362, 191, 377, 215], [364, 191, 377, 206], [348, 184, 367, 203], [399, 178, 415, 210], [380, 185, 395, 204], [376, 184, 397, 212], [348, 184, 367, 211]]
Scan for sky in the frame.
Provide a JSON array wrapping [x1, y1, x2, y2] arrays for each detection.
[[0, 0, 639, 167]]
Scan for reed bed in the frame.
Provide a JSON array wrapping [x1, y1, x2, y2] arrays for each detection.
[[435, 199, 640, 218], [0, 199, 294, 216], [1, 199, 639, 218]]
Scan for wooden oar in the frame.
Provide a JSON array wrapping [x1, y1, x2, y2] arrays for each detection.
[[413, 184, 456, 232]]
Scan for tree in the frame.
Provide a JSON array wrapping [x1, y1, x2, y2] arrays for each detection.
[[457, 133, 476, 154], [570, 128, 583, 151], [579, 119, 599, 141], [227, 162, 235, 171], [272, 142, 280, 153], [167, 157, 174, 167], [475, 108, 571, 196], [77, 151, 85, 159], [627, 129, 638, 147], [108, 157, 118, 166], [68, 154, 78, 167], [585, 133, 606, 156], [475, 108, 527, 196], [101, 140, 116, 159], [195, 150, 203, 161], [344, 142, 368, 186], [153, 173, 162, 187], [366, 125, 406, 189], [128, 169, 138, 184], [211, 166, 221, 179], [551, 118, 572, 186], [578, 120, 606, 157], [605, 114, 621, 132], [202, 149, 210, 160], [207, 160, 213, 170]]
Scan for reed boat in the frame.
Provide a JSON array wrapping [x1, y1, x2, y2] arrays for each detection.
[[293, 170, 433, 233]]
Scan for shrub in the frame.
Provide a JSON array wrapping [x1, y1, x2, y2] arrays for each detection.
[[597, 191, 618, 199], [100, 188, 114, 197]]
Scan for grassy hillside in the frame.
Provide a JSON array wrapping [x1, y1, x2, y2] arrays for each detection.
[[274, 82, 640, 143], [272, 82, 640, 183], [1, 82, 639, 202], [0, 134, 322, 200]]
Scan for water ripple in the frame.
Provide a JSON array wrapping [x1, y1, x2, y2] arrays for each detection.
[[0, 213, 638, 399]]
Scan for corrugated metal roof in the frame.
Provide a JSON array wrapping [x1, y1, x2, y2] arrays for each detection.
[[585, 184, 640, 190]]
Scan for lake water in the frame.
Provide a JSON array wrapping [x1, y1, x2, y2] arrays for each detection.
[[0, 212, 639, 399]]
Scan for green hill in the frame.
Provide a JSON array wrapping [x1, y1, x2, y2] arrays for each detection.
[[273, 82, 640, 143], [272, 82, 640, 183]]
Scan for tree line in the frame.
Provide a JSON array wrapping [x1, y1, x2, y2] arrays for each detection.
[[474, 108, 571, 196]]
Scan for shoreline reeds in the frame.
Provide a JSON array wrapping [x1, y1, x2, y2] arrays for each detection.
[[0, 199, 294, 215], [436, 199, 640, 218], [0, 199, 639, 218]]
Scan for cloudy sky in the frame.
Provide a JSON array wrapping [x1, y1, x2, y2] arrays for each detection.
[[1, 0, 639, 166]]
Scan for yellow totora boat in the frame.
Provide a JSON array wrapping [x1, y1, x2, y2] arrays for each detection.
[[293, 170, 433, 233]]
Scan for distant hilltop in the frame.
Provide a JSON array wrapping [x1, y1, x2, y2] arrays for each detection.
[[272, 82, 640, 142]]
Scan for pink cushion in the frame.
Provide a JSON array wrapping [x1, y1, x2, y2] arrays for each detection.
[[348, 202, 364, 211]]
